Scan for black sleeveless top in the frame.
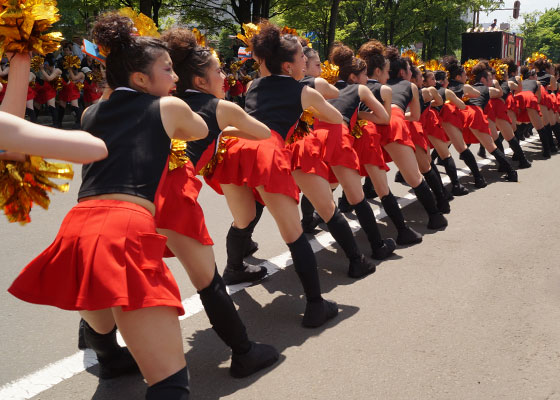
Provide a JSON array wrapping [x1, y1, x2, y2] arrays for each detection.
[[328, 81, 360, 125], [537, 72, 551, 87], [387, 78, 412, 111], [177, 90, 221, 167], [448, 79, 464, 98], [521, 79, 538, 94], [79, 89, 170, 202], [244, 75, 304, 139], [500, 80, 511, 101], [420, 89, 431, 114], [466, 83, 490, 109], [300, 76, 315, 88], [433, 84, 446, 112], [359, 79, 383, 112]]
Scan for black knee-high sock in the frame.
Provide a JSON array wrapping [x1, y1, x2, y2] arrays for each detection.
[[494, 134, 504, 152], [537, 127, 551, 156], [441, 156, 460, 185], [380, 192, 407, 231], [551, 123, 560, 144], [70, 105, 82, 123], [226, 225, 251, 270], [545, 124, 557, 150], [422, 168, 448, 204], [287, 234, 322, 303], [325, 207, 361, 262], [146, 367, 190, 400], [430, 161, 445, 188], [300, 195, 316, 223], [459, 148, 482, 178], [412, 179, 439, 215], [198, 268, 251, 354], [245, 201, 264, 234], [506, 137, 526, 161], [56, 106, 65, 127], [490, 148, 514, 172], [25, 107, 37, 122], [352, 198, 383, 249], [48, 105, 58, 126]]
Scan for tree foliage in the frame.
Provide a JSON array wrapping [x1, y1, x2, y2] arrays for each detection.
[[518, 8, 560, 62]]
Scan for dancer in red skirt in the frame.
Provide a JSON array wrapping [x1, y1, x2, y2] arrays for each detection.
[[9, 13, 209, 398], [310, 43, 398, 261], [206, 23, 340, 328], [408, 63, 452, 213], [355, 40, 423, 244], [426, 70, 470, 196], [462, 62, 517, 181], [516, 66, 550, 158], [157, 28, 279, 377], [441, 56, 491, 188], [535, 58, 559, 152], [37, 55, 62, 126], [382, 47, 447, 229], [82, 66, 103, 106], [57, 49, 84, 128]]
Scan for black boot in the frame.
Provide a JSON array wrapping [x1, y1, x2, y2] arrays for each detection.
[[515, 124, 525, 141], [412, 180, 448, 229], [352, 198, 396, 260], [440, 156, 469, 196], [146, 367, 190, 400], [507, 137, 531, 169], [380, 192, 422, 245], [545, 124, 558, 153], [337, 191, 354, 213], [244, 201, 263, 258], [326, 207, 376, 278], [198, 269, 279, 378], [48, 105, 58, 127], [288, 234, 338, 328], [494, 134, 505, 153], [25, 107, 37, 123], [300, 195, 322, 234], [430, 161, 452, 200], [551, 123, 560, 146], [477, 144, 487, 158], [460, 148, 487, 188], [394, 170, 406, 184], [223, 224, 267, 285], [56, 105, 65, 128], [70, 105, 83, 127], [423, 168, 450, 214], [491, 148, 518, 182], [537, 127, 551, 159], [79, 319, 139, 379], [525, 123, 534, 138], [362, 177, 377, 199]]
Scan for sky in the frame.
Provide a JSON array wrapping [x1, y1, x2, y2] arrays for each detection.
[[481, 0, 560, 31]]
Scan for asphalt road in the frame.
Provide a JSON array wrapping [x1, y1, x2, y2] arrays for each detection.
[[1, 131, 559, 400]]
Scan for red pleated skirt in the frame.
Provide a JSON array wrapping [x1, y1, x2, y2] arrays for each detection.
[[379, 107, 416, 152], [440, 102, 464, 130], [506, 94, 518, 115], [489, 98, 511, 123], [539, 85, 553, 109], [59, 81, 81, 102], [288, 131, 330, 181], [34, 81, 57, 104], [26, 85, 36, 101], [483, 101, 497, 122], [407, 120, 428, 152], [0, 82, 6, 102], [352, 121, 390, 175], [421, 107, 449, 143], [83, 81, 102, 104], [8, 200, 185, 315], [155, 161, 214, 250], [462, 105, 491, 143], [205, 131, 300, 203], [314, 120, 360, 172], [514, 91, 541, 123]]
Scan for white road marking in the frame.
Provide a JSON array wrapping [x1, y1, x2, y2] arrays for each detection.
[[0, 136, 539, 399]]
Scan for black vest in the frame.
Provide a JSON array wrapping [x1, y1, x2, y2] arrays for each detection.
[[79, 89, 170, 202], [328, 81, 360, 125], [359, 79, 383, 112], [177, 90, 221, 167], [433, 84, 446, 112], [387, 78, 412, 111], [448, 79, 464, 99], [500, 80, 511, 101], [244, 75, 304, 139], [300, 76, 316, 88], [521, 79, 538, 94], [466, 83, 490, 110]]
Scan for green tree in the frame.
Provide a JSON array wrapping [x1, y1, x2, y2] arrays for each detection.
[[518, 8, 560, 62]]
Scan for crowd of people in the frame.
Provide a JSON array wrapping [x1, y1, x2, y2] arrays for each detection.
[[2, 8, 559, 400]]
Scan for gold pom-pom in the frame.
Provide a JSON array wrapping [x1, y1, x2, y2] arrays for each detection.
[[489, 58, 507, 81], [351, 119, 367, 139], [75, 81, 83, 91], [423, 59, 445, 72], [91, 70, 103, 83], [226, 74, 236, 88], [117, 7, 159, 38], [0, 156, 73, 224], [54, 76, 63, 91], [401, 50, 423, 68], [320, 60, 339, 85], [168, 139, 190, 171], [463, 59, 479, 84], [236, 23, 260, 50], [0, 0, 63, 56], [281, 26, 298, 36], [198, 136, 237, 177], [62, 55, 80, 70], [30, 55, 44, 71]]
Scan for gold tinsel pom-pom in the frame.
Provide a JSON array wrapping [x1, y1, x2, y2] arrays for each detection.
[[62, 54, 80, 70], [75, 81, 83, 91], [198, 136, 237, 177], [489, 58, 507, 82], [168, 139, 189, 171], [320, 60, 339, 85], [281, 26, 298, 36], [0, 0, 63, 56], [401, 50, 423, 68], [0, 156, 73, 224], [117, 7, 159, 38], [54, 76, 62, 91], [423, 59, 446, 73], [236, 23, 260, 50], [30, 55, 44, 71], [526, 52, 549, 66], [463, 59, 479, 84], [91, 70, 103, 83]]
